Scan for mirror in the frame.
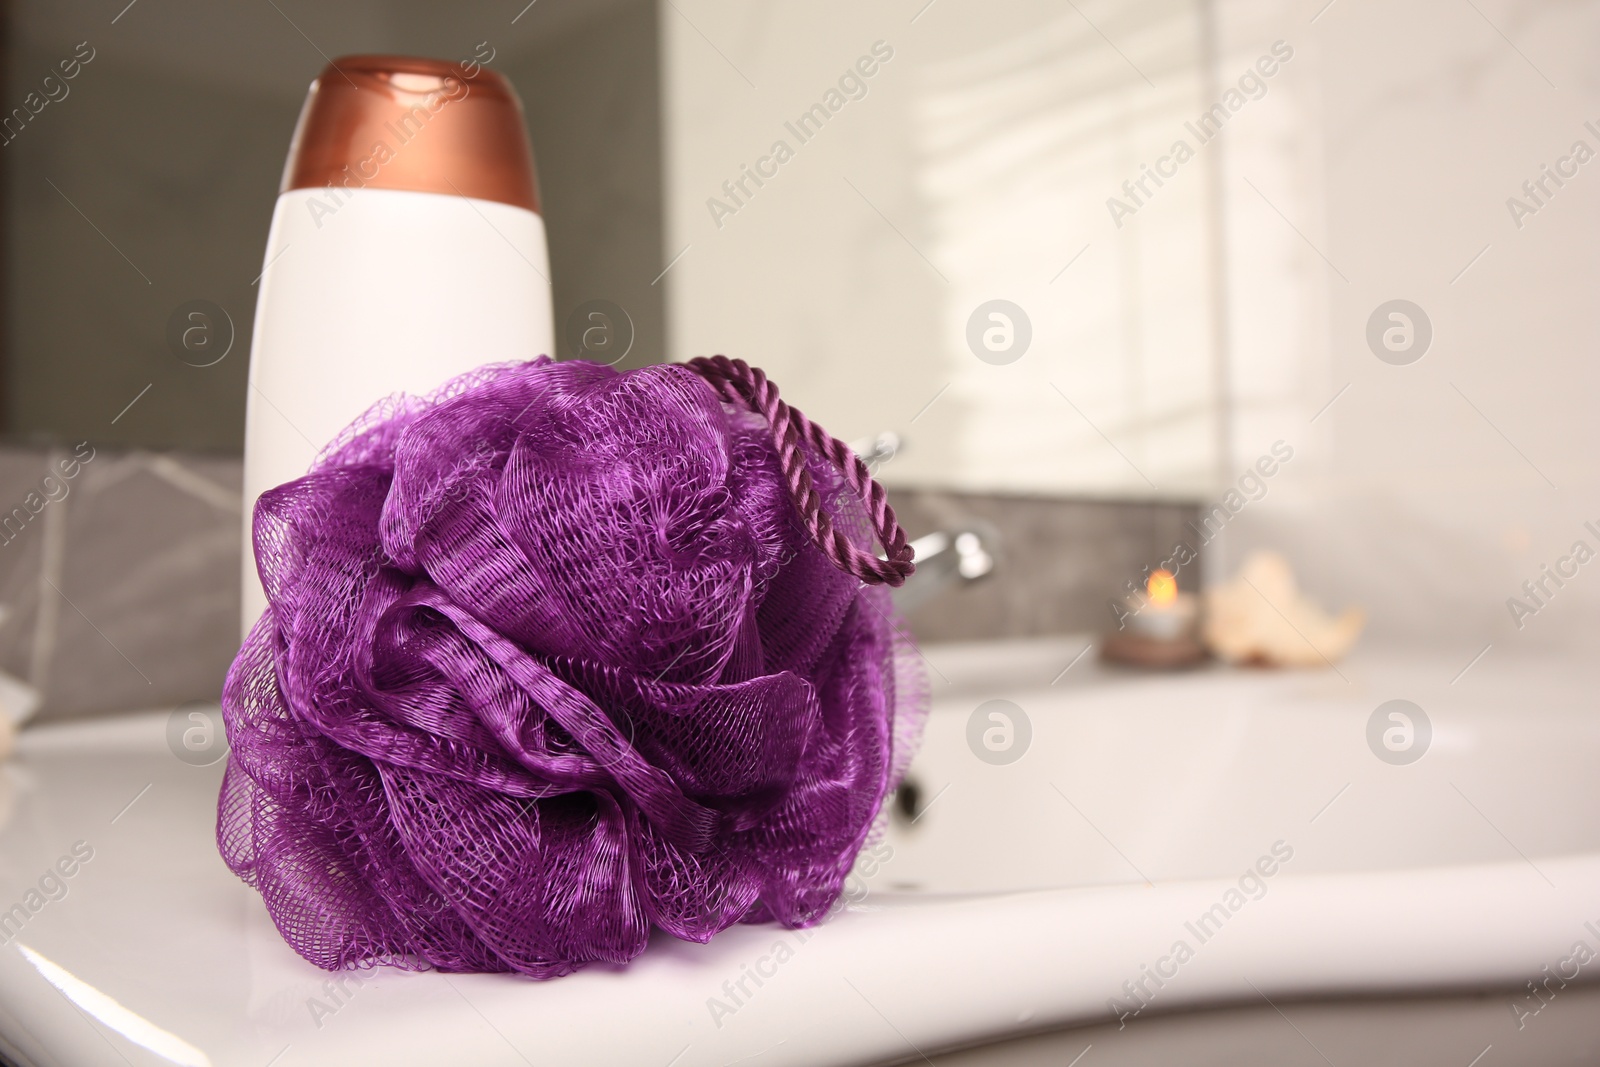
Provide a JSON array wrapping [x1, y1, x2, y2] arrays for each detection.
[[662, 0, 1223, 499]]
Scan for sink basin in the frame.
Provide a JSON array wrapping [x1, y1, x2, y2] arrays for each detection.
[[886, 637, 1600, 892], [1, 636, 1596, 1066]]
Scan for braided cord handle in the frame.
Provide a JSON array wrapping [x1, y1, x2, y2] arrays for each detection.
[[684, 356, 914, 587]]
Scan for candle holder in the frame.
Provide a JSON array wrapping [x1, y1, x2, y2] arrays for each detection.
[[1100, 568, 1208, 669]]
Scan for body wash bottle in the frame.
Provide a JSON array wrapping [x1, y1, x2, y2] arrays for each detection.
[[241, 53, 553, 635]]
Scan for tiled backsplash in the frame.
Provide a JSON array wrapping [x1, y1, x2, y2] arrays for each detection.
[[887, 489, 1202, 643], [0, 447, 242, 723], [0, 446, 1200, 722]]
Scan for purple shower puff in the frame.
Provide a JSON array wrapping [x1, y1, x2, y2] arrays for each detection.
[[218, 357, 928, 978]]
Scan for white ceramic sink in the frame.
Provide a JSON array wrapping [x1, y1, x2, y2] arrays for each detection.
[[1, 637, 1597, 1066], [887, 638, 1600, 891]]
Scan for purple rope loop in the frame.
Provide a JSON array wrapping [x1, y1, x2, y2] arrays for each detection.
[[684, 355, 915, 588]]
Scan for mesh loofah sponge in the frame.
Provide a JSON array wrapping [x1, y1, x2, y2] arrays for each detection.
[[218, 356, 927, 978]]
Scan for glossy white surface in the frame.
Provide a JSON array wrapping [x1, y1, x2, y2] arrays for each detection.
[[1, 639, 1596, 1066], [240, 186, 555, 633], [889, 638, 1600, 889]]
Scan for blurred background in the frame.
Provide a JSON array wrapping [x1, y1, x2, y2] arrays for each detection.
[[3, 3, 1600, 1064], [0, 0, 1596, 720]]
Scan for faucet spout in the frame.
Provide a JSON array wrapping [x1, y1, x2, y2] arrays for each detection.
[[892, 523, 998, 613]]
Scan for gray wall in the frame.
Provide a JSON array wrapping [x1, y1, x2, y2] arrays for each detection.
[[508, 3, 666, 371], [2, 0, 665, 453], [3, 46, 285, 452]]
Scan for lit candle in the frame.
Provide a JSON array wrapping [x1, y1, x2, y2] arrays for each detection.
[[1123, 569, 1198, 641]]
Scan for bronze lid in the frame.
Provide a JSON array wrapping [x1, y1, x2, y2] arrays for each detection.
[[281, 54, 540, 214]]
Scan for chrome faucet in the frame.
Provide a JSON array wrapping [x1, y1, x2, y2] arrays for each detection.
[[849, 430, 997, 611], [892, 523, 998, 613]]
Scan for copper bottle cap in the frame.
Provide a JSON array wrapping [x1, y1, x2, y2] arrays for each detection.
[[282, 54, 540, 214]]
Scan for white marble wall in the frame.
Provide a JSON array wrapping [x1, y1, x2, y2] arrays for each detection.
[[1208, 0, 1600, 654]]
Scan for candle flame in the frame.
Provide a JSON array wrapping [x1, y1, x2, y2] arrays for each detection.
[[1147, 569, 1177, 605]]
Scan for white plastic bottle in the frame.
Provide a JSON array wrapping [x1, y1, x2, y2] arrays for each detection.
[[241, 54, 553, 635]]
